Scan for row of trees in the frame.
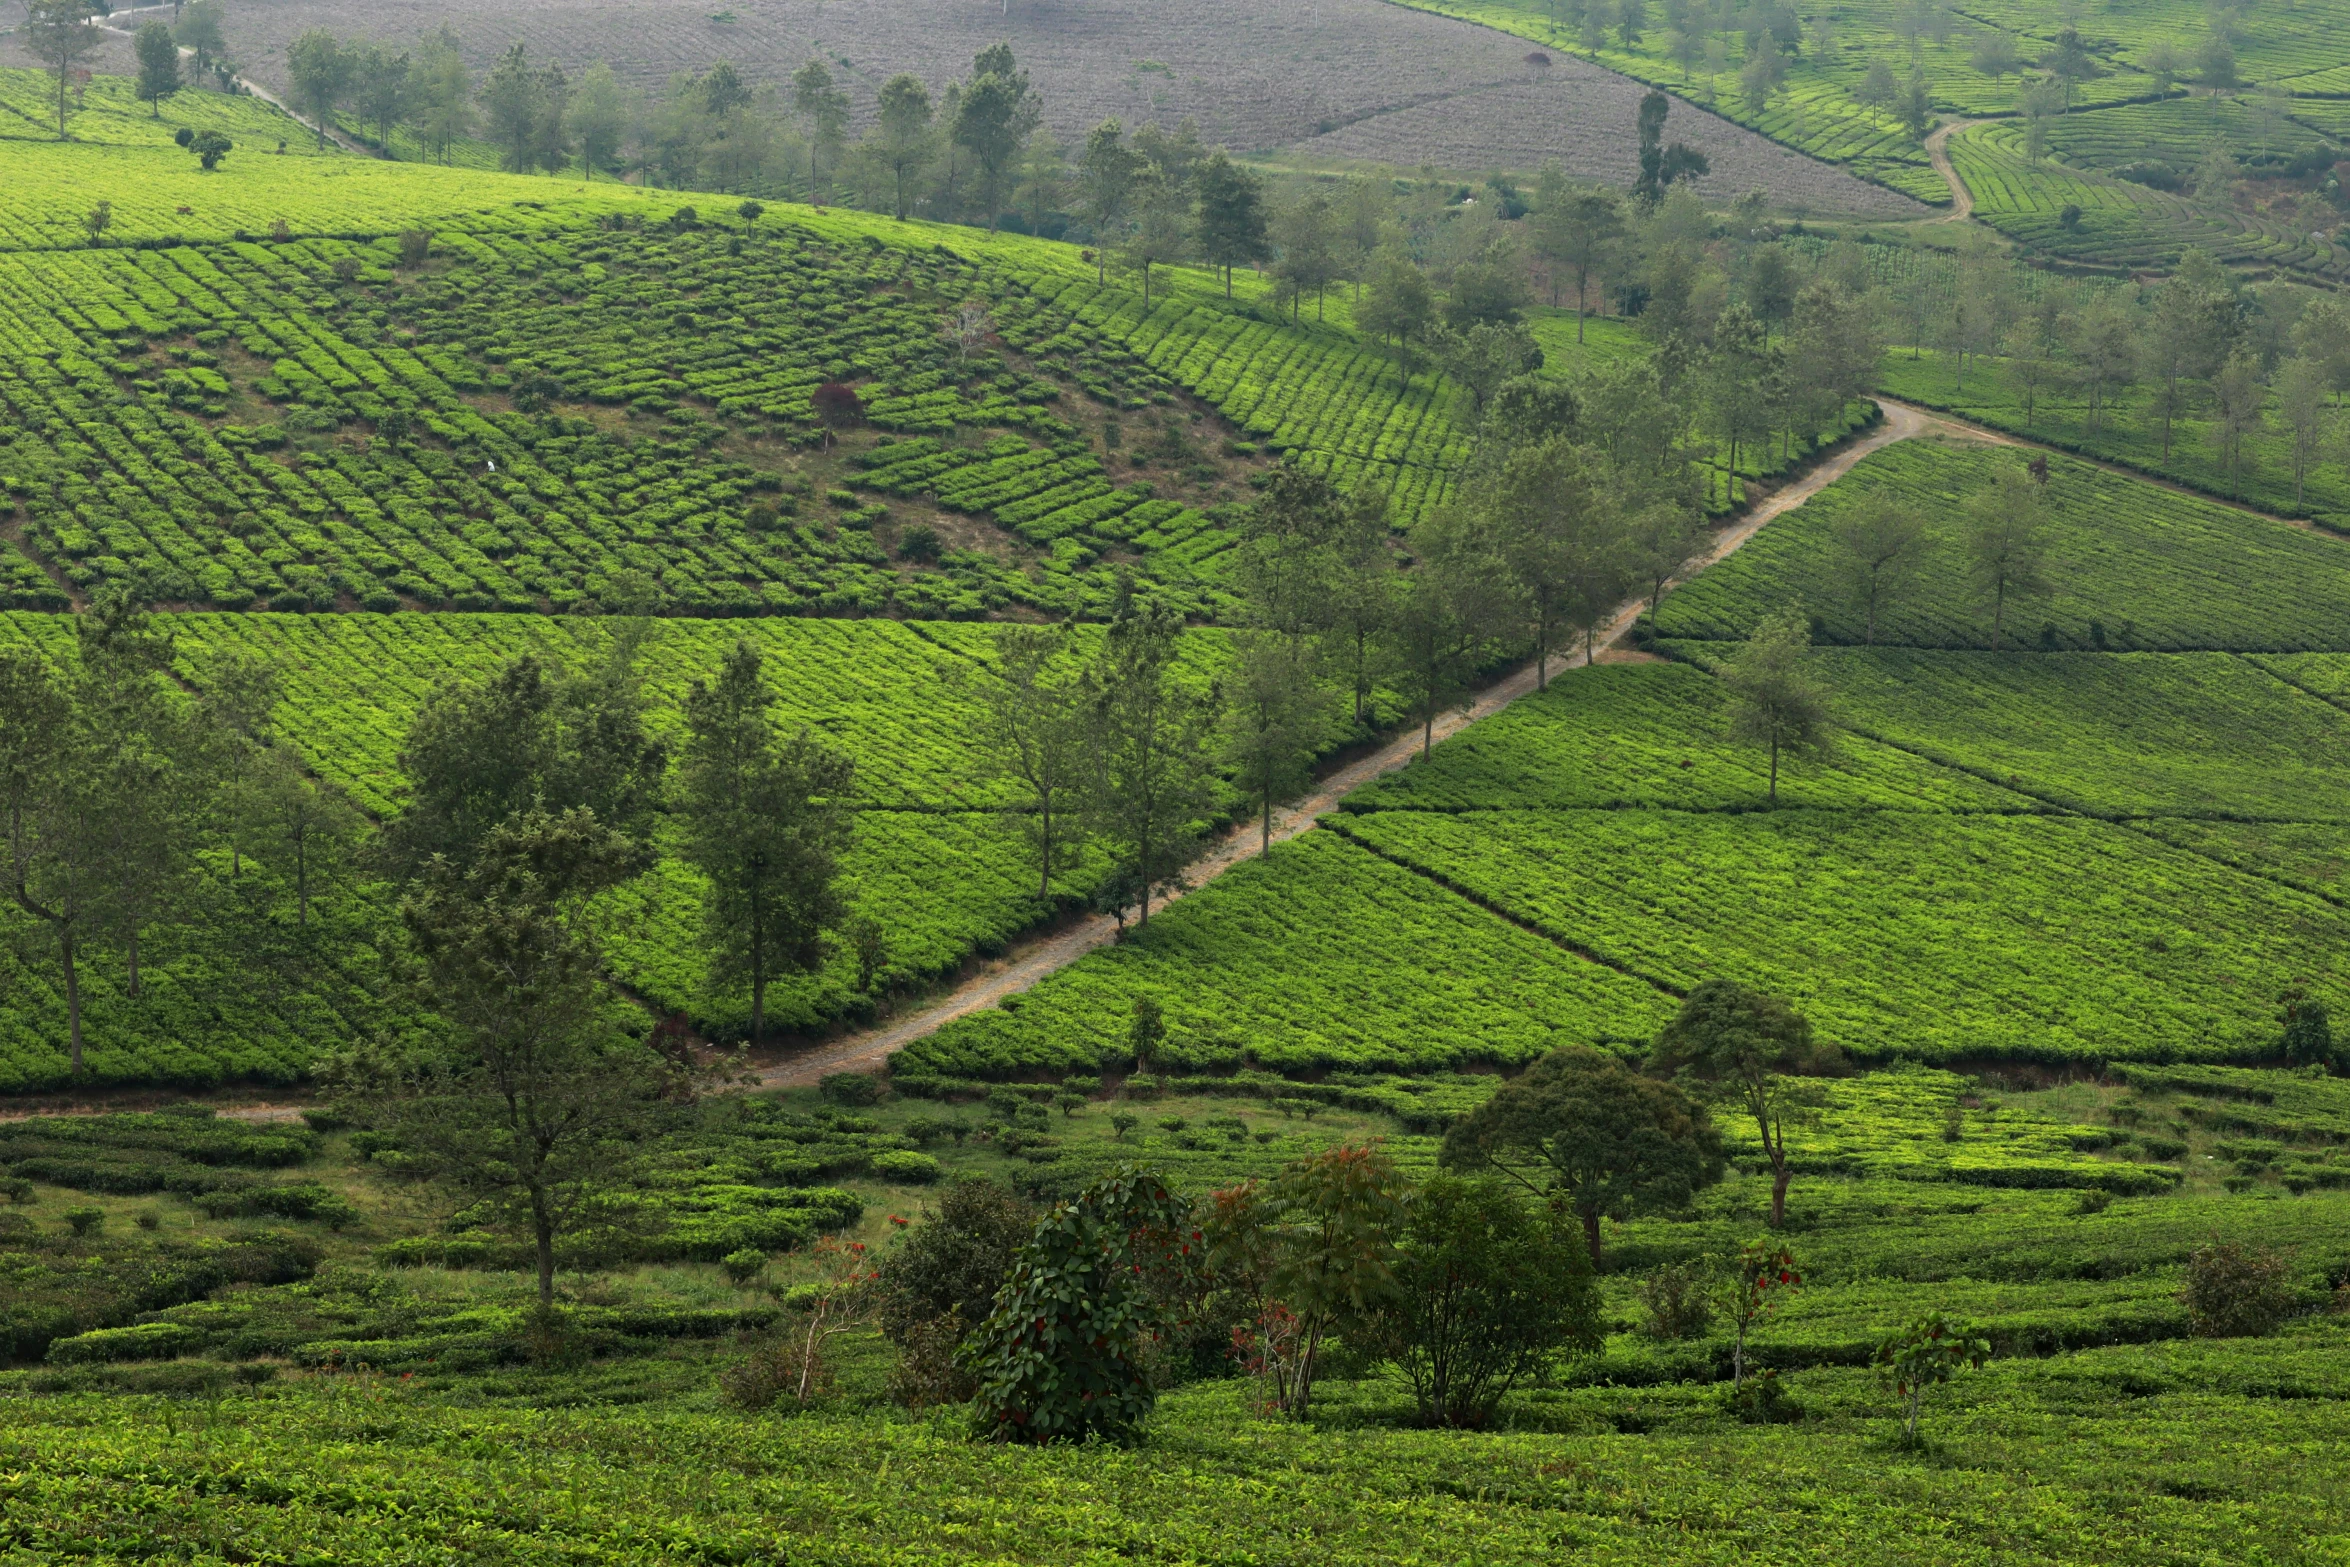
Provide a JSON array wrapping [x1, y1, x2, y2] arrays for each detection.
[[0, 593, 362, 1076]]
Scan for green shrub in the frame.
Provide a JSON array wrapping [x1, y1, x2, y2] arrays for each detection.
[[878, 1178, 1035, 1407], [43, 1322, 203, 1366], [721, 1249, 768, 1285], [1370, 1176, 1602, 1429], [819, 1073, 885, 1107], [63, 1208, 104, 1237], [1636, 1260, 1714, 1340], [872, 1150, 942, 1184], [2181, 1240, 2298, 1338]]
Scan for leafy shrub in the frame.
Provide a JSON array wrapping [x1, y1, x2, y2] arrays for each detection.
[[721, 1249, 768, 1285], [872, 1150, 942, 1184], [1873, 1313, 1990, 1444], [961, 1166, 1199, 1442], [63, 1208, 105, 1237], [877, 1178, 1035, 1406], [1636, 1260, 1714, 1340], [819, 1073, 885, 1107], [1370, 1176, 1601, 1428], [44, 1322, 203, 1366], [2181, 1240, 2298, 1337]]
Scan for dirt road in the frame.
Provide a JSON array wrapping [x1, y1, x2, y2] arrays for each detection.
[[1924, 119, 1980, 221], [757, 399, 1966, 1087]]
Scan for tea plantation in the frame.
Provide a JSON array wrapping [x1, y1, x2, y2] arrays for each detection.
[[3, 48, 2348, 1564]]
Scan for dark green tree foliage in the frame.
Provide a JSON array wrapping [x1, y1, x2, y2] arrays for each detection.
[[1193, 152, 1271, 299], [366, 808, 688, 1307], [877, 1176, 1035, 1403], [134, 22, 180, 116], [480, 42, 562, 175], [1442, 1046, 1724, 1267], [286, 30, 353, 151], [381, 652, 666, 878], [2281, 989, 2338, 1074], [962, 1165, 1201, 1443], [1220, 631, 1327, 856], [677, 640, 856, 1044], [1719, 609, 1833, 807], [1632, 89, 1708, 206], [1083, 598, 1222, 925], [954, 44, 1042, 228], [1650, 979, 1841, 1228], [1373, 1176, 1602, 1428]]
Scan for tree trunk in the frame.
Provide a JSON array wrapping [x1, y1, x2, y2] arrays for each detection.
[[1580, 1205, 1603, 1269], [1769, 1156, 1792, 1228], [533, 1190, 557, 1307], [1037, 806, 1053, 899], [62, 926, 83, 1077], [1262, 794, 1272, 856]]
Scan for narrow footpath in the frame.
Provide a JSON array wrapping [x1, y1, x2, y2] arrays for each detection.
[[1924, 119, 1981, 221]]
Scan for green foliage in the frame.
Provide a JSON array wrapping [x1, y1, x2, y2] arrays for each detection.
[[1873, 1311, 1991, 1443], [1442, 1046, 1724, 1265], [961, 1164, 1200, 1442], [1373, 1175, 1602, 1427], [2180, 1239, 2299, 1337]]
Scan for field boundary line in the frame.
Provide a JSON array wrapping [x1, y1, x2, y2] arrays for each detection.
[[755, 399, 1942, 1086]]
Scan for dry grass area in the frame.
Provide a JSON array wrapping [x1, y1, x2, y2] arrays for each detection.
[[172, 0, 1923, 209]]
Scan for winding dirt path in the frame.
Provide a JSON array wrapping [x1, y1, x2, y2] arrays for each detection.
[[1924, 119, 1981, 221], [757, 400, 1964, 1088]]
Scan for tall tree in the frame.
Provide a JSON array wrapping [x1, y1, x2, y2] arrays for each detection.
[[1272, 192, 1339, 324], [874, 74, 937, 221], [1077, 120, 1142, 283], [0, 651, 97, 1073], [246, 745, 364, 928], [677, 640, 856, 1046], [174, 0, 225, 77], [25, 0, 103, 139], [351, 46, 412, 149], [1719, 608, 1833, 805], [380, 651, 667, 878], [572, 62, 627, 179], [480, 42, 546, 173], [792, 59, 851, 201], [75, 593, 194, 1003], [1830, 495, 1929, 645], [1650, 979, 1840, 1228], [953, 44, 1041, 229], [1082, 598, 1221, 927], [1123, 168, 1191, 309], [286, 29, 353, 150], [1355, 247, 1436, 364], [1483, 435, 1628, 687], [1442, 1045, 1724, 1266], [2276, 356, 2331, 510], [1236, 461, 1344, 643], [2211, 350, 2265, 500], [1703, 303, 1773, 507], [134, 20, 181, 117], [1385, 506, 1511, 758], [955, 622, 1090, 899], [1535, 184, 1626, 341], [361, 808, 694, 1308], [1632, 88, 1708, 205], [1623, 500, 1712, 626], [1194, 152, 1272, 299], [412, 28, 475, 166], [1963, 466, 2051, 649], [1220, 631, 1328, 856], [1321, 484, 1398, 728], [2147, 251, 2239, 461]]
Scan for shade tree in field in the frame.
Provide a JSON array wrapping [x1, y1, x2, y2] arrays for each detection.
[[1531, 176, 1628, 339], [1963, 466, 2053, 650], [1077, 120, 1143, 282], [1632, 90, 1710, 206], [953, 44, 1043, 229], [287, 29, 354, 151], [23, 0, 104, 139], [1650, 979, 1841, 1228], [792, 60, 852, 202], [381, 651, 667, 879], [174, 0, 226, 78], [2275, 357, 2331, 510], [1479, 433, 1631, 686], [1385, 506, 1513, 759], [870, 76, 938, 221], [1355, 248, 1438, 366], [1220, 631, 1328, 857], [349, 807, 698, 1308], [1829, 494, 1930, 645], [1081, 597, 1222, 927], [676, 639, 857, 1045], [134, 22, 181, 117], [1369, 1176, 1603, 1428], [1441, 1046, 1724, 1267], [1718, 608, 1832, 805], [1194, 153, 1272, 300], [952, 622, 1091, 900]]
